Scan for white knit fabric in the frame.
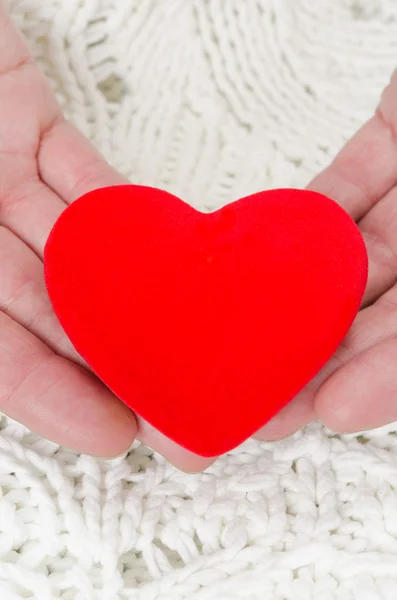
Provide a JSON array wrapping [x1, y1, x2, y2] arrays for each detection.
[[2, 0, 397, 598]]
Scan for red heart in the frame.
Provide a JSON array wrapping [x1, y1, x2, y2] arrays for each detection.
[[44, 186, 367, 457]]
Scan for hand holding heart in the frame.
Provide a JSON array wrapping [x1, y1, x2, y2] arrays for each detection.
[[1, 5, 397, 469]]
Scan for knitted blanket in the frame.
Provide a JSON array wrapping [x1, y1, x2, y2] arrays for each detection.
[[3, 1, 397, 598]]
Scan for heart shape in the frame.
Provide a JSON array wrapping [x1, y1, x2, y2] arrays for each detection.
[[44, 186, 368, 456]]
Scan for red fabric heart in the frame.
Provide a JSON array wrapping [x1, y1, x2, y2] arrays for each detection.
[[44, 186, 367, 457]]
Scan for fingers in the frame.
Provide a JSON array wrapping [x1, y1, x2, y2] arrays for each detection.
[[307, 112, 397, 221], [0, 226, 83, 363], [0, 165, 66, 258], [0, 7, 31, 76], [358, 186, 397, 307], [337, 292, 397, 361], [39, 122, 128, 204], [253, 391, 316, 441], [0, 9, 65, 257], [0, 6, 126, 206], [0, 19, 60, 156], [315, 336, 397, 433], [253, 351, 345, 441], [307, 72, 397, 308], [352, 71, 397, 308], [0, 310, 137, 457], [137, 419, 216, 472]]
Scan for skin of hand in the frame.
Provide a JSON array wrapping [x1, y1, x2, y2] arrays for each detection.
[[1, 5, 397, 472]]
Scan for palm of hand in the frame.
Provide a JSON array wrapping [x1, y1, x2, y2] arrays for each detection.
[[1, 9, 397, 470]]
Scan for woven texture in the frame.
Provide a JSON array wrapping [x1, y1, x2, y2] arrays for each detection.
[[3, 1, 397, 598]]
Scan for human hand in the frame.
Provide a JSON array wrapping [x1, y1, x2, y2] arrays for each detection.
[[0, 6, 213, 471], [255, 70, 397, 442]]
